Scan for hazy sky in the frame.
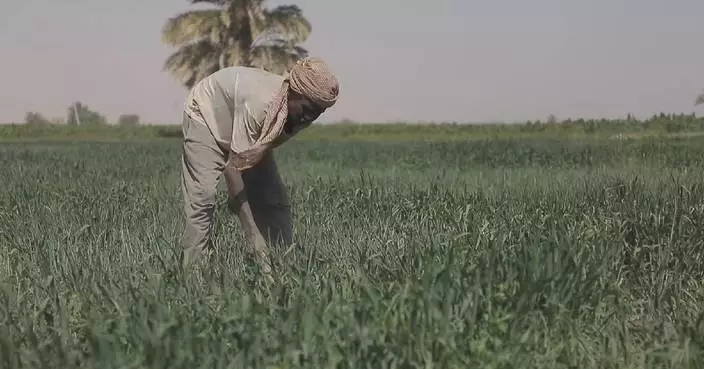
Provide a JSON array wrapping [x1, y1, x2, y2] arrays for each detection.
[[1, 0, 703, 124]]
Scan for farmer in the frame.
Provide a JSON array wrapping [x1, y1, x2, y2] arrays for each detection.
[[179, 57, 339, 274]]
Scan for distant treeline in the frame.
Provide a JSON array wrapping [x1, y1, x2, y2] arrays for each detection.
[[2, 112, 703, 142]]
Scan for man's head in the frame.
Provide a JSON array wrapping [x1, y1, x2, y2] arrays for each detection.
[[284, 57, 339, 133], [285, 91, 323, 133]]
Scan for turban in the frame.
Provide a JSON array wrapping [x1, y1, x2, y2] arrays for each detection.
[[289, 57, 339, 109], [230, 57, 339, 171]]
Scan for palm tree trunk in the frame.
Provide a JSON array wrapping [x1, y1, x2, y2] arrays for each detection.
[[219, 51, 227, 69], [240, 42, 252, 67], [241, 6, 255, 67]]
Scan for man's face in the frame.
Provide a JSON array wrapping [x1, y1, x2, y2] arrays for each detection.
[[285, 93, 325, 134]]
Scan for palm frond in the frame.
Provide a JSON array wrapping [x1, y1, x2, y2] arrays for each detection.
[[161, 9, 224, 46], [163, 40, 220, 88], [250, 40, 308, 75], [188, 0, 229, 5], [261, 5, 311, 44]]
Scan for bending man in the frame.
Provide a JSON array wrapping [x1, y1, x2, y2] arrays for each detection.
[[179, 57, 340, 273]]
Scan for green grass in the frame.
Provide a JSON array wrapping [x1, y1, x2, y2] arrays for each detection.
[[2, 133, 704, 368]]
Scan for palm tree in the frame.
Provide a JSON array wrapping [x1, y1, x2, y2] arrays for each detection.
[[696, 92, 704, 106], [161, 0, 311, 89]]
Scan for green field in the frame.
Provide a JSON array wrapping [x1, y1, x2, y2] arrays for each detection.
[[2, 122, 704, 368]]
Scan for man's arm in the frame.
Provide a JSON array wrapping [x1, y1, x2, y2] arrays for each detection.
[[223, 159, 273, 278]]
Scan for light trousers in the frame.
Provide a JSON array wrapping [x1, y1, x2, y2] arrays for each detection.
[[179, 111, 293, 267]]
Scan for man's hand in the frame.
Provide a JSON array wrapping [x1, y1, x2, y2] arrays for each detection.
[[223, 160, 273, 282]]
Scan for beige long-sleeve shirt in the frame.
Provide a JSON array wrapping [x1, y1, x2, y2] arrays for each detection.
[[184, 66, 300, 155]]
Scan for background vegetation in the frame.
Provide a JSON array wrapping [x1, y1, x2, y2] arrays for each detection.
[[3, 111, 704, 143]]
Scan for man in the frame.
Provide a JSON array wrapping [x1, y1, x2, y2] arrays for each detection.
[[179, 57, 340, 276]]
